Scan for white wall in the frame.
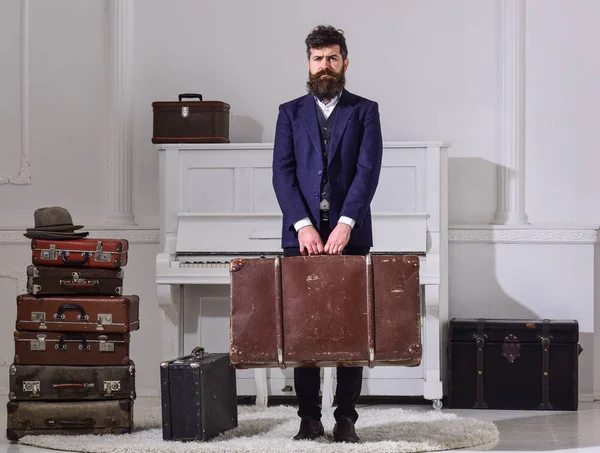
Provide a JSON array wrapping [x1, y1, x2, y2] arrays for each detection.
[[0, 0, 599, 399]]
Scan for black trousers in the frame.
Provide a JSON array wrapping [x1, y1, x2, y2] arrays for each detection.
[[283, 213, 368, 423]]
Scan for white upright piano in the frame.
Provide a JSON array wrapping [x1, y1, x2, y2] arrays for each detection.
[[155, 142, 449, 410]]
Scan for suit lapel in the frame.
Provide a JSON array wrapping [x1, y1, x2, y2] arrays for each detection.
[[299, 95, 322, 154], [328, 89, 356, 164]]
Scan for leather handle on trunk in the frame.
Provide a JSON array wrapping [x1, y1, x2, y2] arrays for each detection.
[[57, 334, 89, 350], [60, 282, 99, 291], [61, 251, 90, 266], [44, 418, 96, 427], [52, 383, 88, 389], [55, 303, 88, 320], [178, 93, 203, 102]]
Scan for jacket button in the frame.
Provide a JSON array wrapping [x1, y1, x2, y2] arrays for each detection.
[[314, 194, 319, 199], [318, 170, 323, 175]]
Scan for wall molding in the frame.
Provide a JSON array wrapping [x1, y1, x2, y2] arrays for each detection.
[[0, 0, 30, 185], [0, 271, 26, 294], [0, 228, 160, 245], [450, 226, 598, 244], [0, 227, 597, 246]]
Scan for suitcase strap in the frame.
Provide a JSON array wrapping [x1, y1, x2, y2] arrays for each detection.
[[538, 319, 553, 410], [366, 255, 375, 368], [473, 318, 488, 409], [274, 257, 285, 369]]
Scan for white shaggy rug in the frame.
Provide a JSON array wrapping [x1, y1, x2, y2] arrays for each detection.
[[19, 404, 499, 453]]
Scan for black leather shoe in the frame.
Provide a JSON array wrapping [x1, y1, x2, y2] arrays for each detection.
[[333, 416, 359, 443], [293, 416, 324, 440]]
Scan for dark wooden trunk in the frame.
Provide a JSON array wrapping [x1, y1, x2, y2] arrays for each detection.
[[447, 318, 581, 410]]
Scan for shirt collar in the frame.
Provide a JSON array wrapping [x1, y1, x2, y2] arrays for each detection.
[[314, 92, 341, 110]]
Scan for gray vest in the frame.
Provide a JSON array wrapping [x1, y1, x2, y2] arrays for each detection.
[[316, 105, 337, 208]]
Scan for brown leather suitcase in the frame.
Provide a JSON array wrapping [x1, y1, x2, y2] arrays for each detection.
[[31, 238, 128, 269], [14, 332, 130, 366], [6, 399, 133, 440], [9, 362, 136, 401], [229, 254, 421, 368], [26, 264, 124, 296], [16, 294, 140, 333], [152, 93, 230, 143], [447, 318, 582, 410]]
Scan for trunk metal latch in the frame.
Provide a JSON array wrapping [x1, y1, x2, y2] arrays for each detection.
[[31, 334, 47, 351], [31, 312, 47, 329], [22, 381, 41, 397], [103, 380, 121, 396], [98, 335, 115, 352], [95, 242, 111, 262]]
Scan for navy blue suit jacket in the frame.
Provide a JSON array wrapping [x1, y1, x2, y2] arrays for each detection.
[[272, 89, 383, 249]]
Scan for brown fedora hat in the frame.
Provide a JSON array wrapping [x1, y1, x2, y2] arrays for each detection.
[[24, 206, 88, 240], [23, 230, 89, 240]]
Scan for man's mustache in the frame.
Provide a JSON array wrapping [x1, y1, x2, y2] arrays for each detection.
[[311, 68, 339, 79]]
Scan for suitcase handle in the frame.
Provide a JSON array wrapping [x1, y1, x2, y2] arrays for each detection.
[[60, 282, 99, 292], [52, 383, 90, 390], [57, 334, 89, 350], [55, 304, 88, 321], [61, 251, 91, 266], [44, 417, 96, 427], [178, 93, 203, 102]]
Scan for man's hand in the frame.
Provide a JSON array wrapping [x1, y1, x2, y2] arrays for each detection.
[[324, 223, 351, 255], [298, 225, 324, 255]]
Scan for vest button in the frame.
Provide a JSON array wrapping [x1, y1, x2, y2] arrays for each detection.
[[314, 194, 319, 199], [318, 170, 323, 175]]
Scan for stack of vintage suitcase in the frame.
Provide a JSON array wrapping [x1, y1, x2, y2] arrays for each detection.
[[6, 236, 138, 440]]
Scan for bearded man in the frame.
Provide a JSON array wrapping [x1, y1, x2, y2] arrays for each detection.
[[272, 25, 384, 443]]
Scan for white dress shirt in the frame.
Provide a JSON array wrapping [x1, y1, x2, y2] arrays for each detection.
[[293, 94, 356, 232]]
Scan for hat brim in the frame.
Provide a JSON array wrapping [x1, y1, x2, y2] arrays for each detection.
[[23, 231, 89, 240], [26, 224, 85, 232]]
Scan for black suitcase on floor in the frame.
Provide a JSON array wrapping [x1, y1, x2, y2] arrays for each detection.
[[447, 318, 582, 410], [160, 347, 237, 441]]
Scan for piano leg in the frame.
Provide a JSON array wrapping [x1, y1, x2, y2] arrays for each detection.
[[254, 369, 268, 407], [158, 284, 183, 360], [322, 367, 335, 408], [423, 283, 443, 409]]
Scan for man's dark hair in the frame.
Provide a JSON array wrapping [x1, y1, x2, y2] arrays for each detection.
[[305, 25, 348, 60]]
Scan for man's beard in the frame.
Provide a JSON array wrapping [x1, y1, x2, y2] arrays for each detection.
[[306, 68, 346, 101]]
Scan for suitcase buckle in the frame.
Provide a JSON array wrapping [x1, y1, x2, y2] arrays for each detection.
[[98, 335, 115, 352], [31, 334, 47, 351], [31, 312, 47, 330], [97, 314, 113, 330], [502, 334, 521, 363], [23, 381, 40, 397], [181, 106, 189, 118], [95, 242, 112, 262], [103, 380, 121, 396], [40, 245, 58, 261]]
